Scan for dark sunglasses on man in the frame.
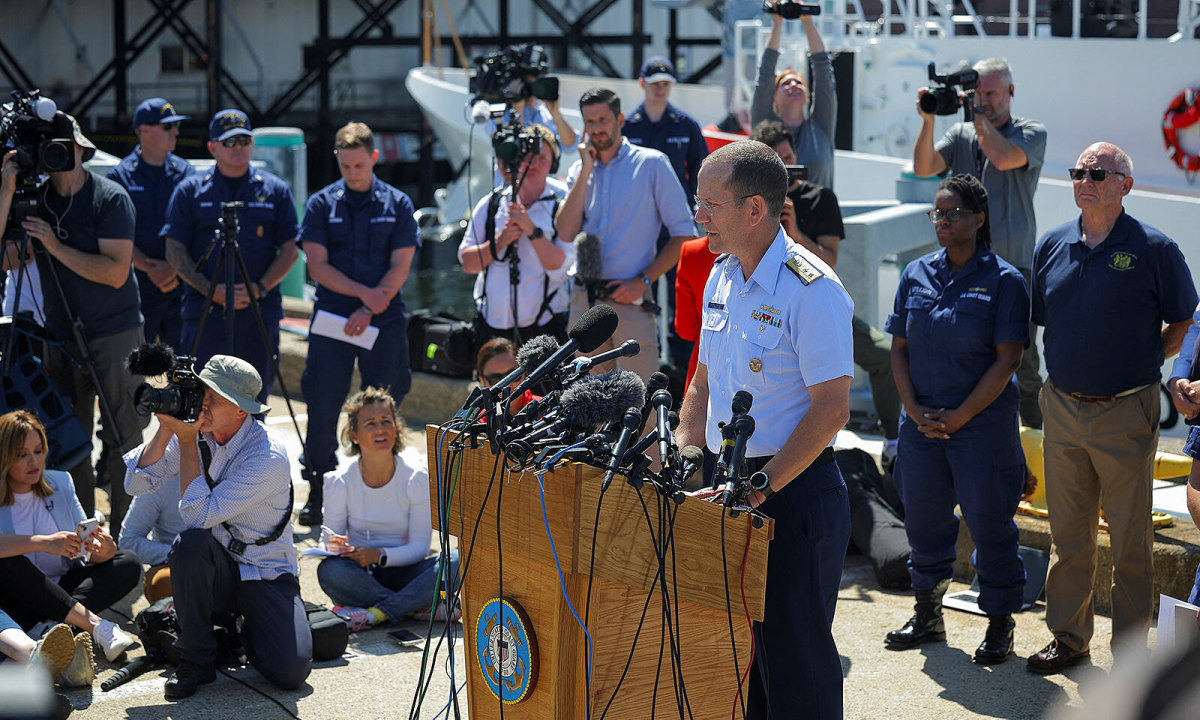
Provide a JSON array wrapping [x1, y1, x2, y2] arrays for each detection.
[[1068, 167, 1126, 182], [220, 136, 252, 148]]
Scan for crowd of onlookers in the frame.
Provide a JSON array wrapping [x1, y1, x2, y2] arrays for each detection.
[[2, 3, 1200, 717]]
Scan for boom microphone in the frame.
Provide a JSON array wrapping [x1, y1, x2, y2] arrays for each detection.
[[575, 232, 604, 283], [508, 304, 619, 399]]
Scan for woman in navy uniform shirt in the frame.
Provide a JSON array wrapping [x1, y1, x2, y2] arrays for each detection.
[[884, 174, 1029, 664]]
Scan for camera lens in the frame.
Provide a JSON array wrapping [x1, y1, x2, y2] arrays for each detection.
[[133, 383, 183, 418], [40, 140, 73, 173]]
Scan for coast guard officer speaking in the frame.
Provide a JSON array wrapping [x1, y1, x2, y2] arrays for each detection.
[[676, 141, 852, 719]]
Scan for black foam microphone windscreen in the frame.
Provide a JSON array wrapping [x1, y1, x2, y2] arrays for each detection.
[[568, 303, 620, 353], [574, 232, 603, 283]]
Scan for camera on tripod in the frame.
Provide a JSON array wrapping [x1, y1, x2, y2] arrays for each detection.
[[491, 121, 543, 172], [1, 90, 76, 224], [219, 200, 243, 234], [127, 344, 206, 422], [920, 62, 980, 122], [763, 0, 821, 19], [471, 43, 557, 105]]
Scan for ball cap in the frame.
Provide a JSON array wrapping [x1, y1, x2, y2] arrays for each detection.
[[199, 355, 271, 415], [639, 57, 676, 84], [62, 114, 97, 163], [133, 98, 189, 128], [209, 109, 253, 142]]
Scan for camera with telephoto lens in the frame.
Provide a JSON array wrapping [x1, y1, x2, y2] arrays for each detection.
[[127, 344, 206, 422], [920, 62, 979, 122], [763, 1, 821, 19], [471, 43, 553, 105], [491, 120, 543, 172], [1, 90, 76, 224]]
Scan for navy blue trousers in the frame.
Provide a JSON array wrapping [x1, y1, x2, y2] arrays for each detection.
[[747, 457, 850, 720], [299, 320, 411, 480], [181, 309, 280, 404], [894, 415, 1027, 614]]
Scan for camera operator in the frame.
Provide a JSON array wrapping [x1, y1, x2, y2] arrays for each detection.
[[0, 115, 145, 541], [124, 354, 311, 699], [912, 57, 1047, 428], [107, 97, 196, 348], [458, 123, 572, 350], [163, 109, 300, 403], [750, 3, 836, 189], [556, 88, 696, 379], [297, 121, 419, 527]]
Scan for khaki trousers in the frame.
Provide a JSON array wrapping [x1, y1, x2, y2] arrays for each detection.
[[569, 288, 661, 381], [1040, 380, 1158, 652]]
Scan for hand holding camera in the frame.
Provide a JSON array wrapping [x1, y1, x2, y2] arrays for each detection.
[[917, 62, 980, 122], [763, 0, 821, 20]]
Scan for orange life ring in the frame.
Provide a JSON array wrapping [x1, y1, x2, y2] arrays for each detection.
[[1162, 86, 1200, 173]]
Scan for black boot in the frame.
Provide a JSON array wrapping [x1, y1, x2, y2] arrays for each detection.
[[973, 613, 1015, 664], [299, 475, 323, 526], [885, 578, 951, 649]]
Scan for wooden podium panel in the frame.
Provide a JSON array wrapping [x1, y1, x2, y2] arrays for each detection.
[[429, 427, 772, 720]]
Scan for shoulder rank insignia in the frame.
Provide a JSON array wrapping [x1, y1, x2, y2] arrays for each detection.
[[785, 254, 824, 286], [714, 254, 730, 264]]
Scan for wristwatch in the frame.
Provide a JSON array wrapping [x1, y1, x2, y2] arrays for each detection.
[[749, 470, 774, 501], [637, 271, 653, 287], [530, 226, 545, 239], [377, 549, 388, 567]]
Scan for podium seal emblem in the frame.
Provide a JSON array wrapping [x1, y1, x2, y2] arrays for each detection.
[[475, 597, 538, 703]]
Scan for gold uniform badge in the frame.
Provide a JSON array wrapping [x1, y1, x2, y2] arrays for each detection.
[[749, 358, 763, 373]]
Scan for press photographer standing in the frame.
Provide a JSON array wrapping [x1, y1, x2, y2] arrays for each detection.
[[913, 58, 1047, 428], [163, 109, 299, 402], [124, 355, 311, 698], [0, 116, 145, 541]]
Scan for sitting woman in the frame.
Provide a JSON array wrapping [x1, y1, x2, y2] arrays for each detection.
[[0, 410, 139, 663], [317, 388, 459, 631]]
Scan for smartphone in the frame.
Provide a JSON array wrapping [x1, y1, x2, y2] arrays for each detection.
[[533, 76, 560, 102], [389, 628, 425, 646], [784, 164, 809, 182], [75, 518, 99, 561]]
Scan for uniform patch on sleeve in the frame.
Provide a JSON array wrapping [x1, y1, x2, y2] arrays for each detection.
[[785, 254, 824, 285]]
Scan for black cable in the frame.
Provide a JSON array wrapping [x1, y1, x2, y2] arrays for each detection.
[[215, 667, 301, 719], [720, 504, 747, 719]]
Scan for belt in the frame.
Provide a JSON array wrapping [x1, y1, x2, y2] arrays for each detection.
[[745, 446, 836, 474], [1067, 382, 1153, 403]]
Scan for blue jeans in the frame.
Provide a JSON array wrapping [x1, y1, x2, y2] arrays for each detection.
[[317, 550, 458, 622]]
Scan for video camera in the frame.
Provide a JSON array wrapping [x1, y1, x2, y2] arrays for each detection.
[[492, 121, 543, 173], [1, 90, 76, 225], [471, 43, 557, 105], [763, 0, 821, 19], [920, 62, 979, 122], [127, 344, 206, 422]]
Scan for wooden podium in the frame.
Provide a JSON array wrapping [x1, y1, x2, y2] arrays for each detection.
[[428, 427, 772, 719]]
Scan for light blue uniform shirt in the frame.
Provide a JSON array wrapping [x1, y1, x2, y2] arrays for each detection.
[[699, 229, 854, 457], [566, 138, 694, 279]]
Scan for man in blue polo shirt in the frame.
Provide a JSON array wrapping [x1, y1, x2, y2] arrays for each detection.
[[556, 87, 696, 379], [108, 97, 196, 348], [623, 57, 708, 201], [296, 122, 419, 526], [164, 109, 299, 402], [1027, 141, 1197, 674]]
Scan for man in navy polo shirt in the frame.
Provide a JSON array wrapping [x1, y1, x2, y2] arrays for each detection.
[[108, 97, 196, 348], [1027, 141, 1197, 674], [296, 122, 419, 526], [623, 57, 708, 201], [163, 109, 299, 402]]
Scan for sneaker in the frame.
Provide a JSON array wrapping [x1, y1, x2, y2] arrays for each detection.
[[30, 623, 75, 679], [414, 600, 462, 624], [92, 620, 137, 663], [164, 661, 216, 700], [333, 606, 375, 632], [58, 633, 95, 687]]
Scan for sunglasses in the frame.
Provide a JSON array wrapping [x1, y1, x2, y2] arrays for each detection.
[[1068, 167, 1126, 182], [926, 208, 976, 223], [483, 370, 518, 386], [219, 136, 252, 148]]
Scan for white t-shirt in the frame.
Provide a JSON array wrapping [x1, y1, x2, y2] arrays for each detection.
[[12, 490, 71, 581]]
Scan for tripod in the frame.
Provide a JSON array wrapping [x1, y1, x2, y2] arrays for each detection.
[[188, 201, 306, 451]]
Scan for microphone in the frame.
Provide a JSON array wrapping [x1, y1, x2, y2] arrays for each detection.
[[35, 97, 58, 121], [652, 389, 674, 467], [719, 414, 756, 490], [470, 99, 491, 125], [678, 445, 704, 487], [714, 390, 753, 480], [574, 232, 604, 284], [508, 304, 619, 400], [570, 339, 640, 375], [638, 371, 669, 435], [510, 371, 644, 448], [493, 335, 559, 398], [602, 407, 644, 493]]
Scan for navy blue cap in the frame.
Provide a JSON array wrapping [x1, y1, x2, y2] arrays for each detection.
[[639, 57, 676, 83], [209, 109, 253, 142], [133, 98, 189, 128]]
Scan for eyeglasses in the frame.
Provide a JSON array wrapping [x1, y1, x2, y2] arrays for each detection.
[[219, 136, 252, 148], [1068, 167, 1126, 182], [157, 122, 179, 131], [694, 194, 754, 214], [926, 208, 976, 223], [483, 370, 518, 386]]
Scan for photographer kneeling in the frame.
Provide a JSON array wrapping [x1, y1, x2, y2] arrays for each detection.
[[123, 355, 311, 699]]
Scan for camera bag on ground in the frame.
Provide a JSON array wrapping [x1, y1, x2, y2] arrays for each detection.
[[406, 310, 474, 378], [304, 601, 348, 661], [133, 597, 244, 667]]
